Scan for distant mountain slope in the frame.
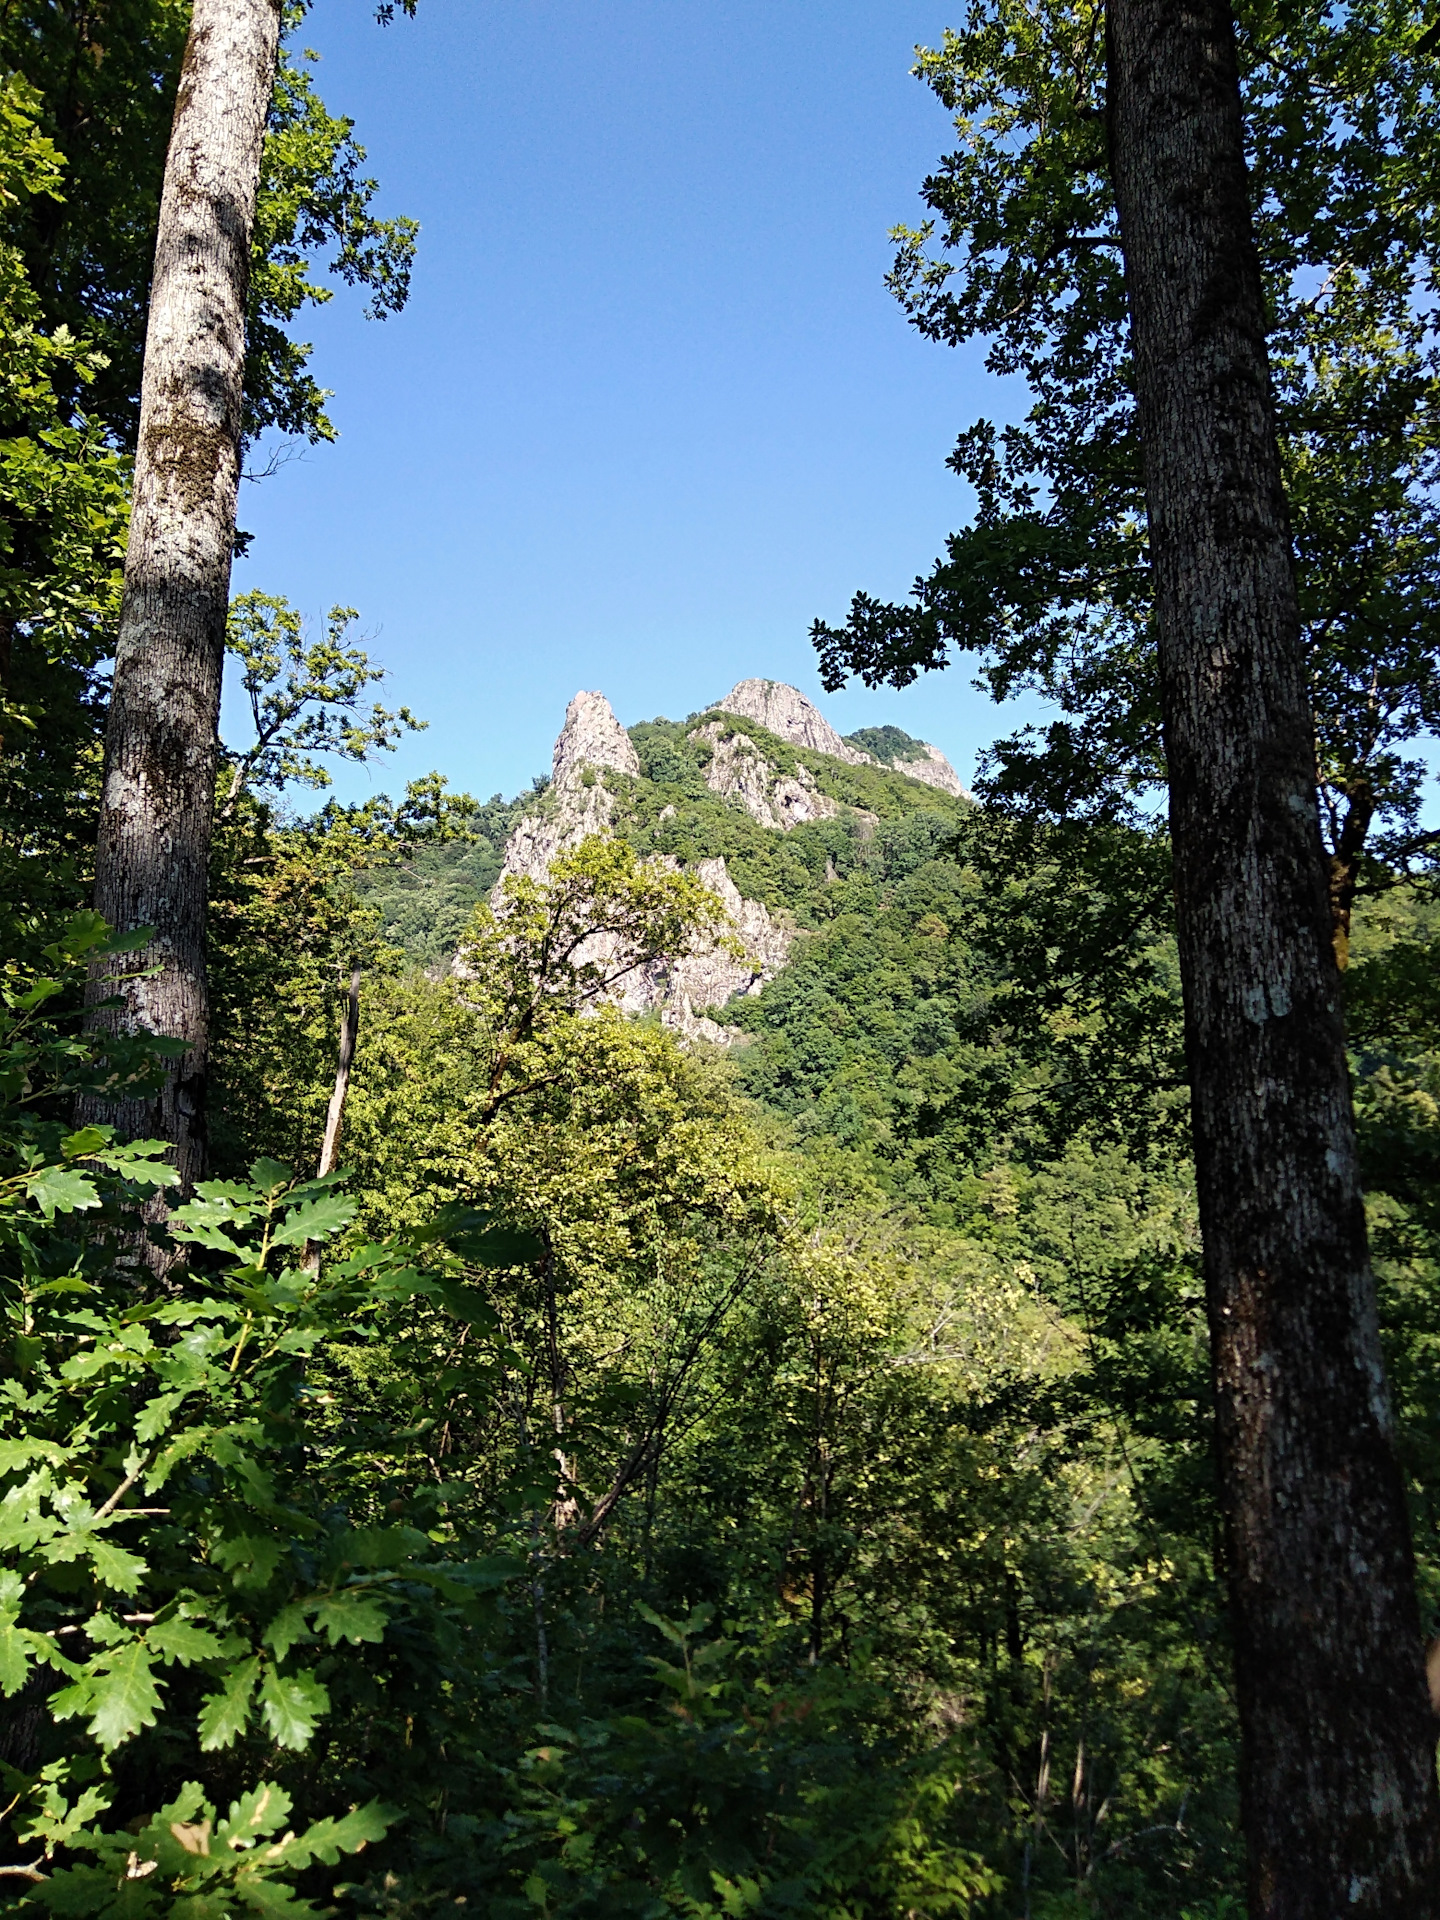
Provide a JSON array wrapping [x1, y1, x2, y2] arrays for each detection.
[[350, 684, 1181, 1213], [482, 688, 970, 1038], [843, 723, 972, 799], [357, 684, 973, 1048]]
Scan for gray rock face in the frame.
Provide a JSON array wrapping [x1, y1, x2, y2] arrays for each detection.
[[552, 689, 640, 789], [693, 721, 839, 831], [494, 691, 638, 893], [606, 856, 793, 1045], [493, 781, 614, 894], [890, 741, 970, 800], [715, 679, 874, 766]]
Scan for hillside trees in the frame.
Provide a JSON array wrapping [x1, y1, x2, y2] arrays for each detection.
[[0, 707, 1304, 1913], [273, 831, 1243, 1914]]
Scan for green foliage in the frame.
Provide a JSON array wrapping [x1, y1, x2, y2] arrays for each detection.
[[0, 829, 1254, 1919], [489, 1606, 1002, 1920], [0, 5, 416, 449], [207, 769, 496, 1175], [0, 932, 549, 1911], [6, 5, 1436, 1903], [0, 0, 189, 442], [724, 810, 1183, 1195], [225, 783, 1236, 1918], [29, 1782, 392, 1918], [351, 833, 511, 969], [0, 75, 130, 947], [812, 0, 1440, 890], [462, 833, 734, 1049], [1345, 890, 1440, 1625], [221, 592, 424, 816]]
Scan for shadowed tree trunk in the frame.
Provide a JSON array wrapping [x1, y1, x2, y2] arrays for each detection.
[[1105, 3, 1440, 1912], [1324, 775, 1374, 971], [85, 0, 281, 1196]]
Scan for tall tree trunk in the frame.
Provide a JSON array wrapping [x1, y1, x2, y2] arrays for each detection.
[[300, 966, 361, 1276], [316, 965, 362, 1178], [1326, 776, 1374, 971], [85, 0, 281, 1195], [1105, 4, 1440, 1912]]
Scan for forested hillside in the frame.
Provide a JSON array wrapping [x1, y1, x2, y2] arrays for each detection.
[[198, 688, 1440, 1915], [2, 1, 1440, 1917]]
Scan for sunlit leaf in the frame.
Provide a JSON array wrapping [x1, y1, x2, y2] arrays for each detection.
[[198, 1656, 260, 1751], [24, 1165, 100, 1218], [258, 1665, 329, 1748], [270, 1191, 358, 1247], [217, 1778, 293, 1844], [147, 1617, 225, 1666], [69, 1640, 164, 1748], [311, 1588, 388, 1647]]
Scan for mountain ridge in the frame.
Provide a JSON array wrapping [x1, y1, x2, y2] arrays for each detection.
[[481, 681, 971, 1041], [357, 681, 972, 999]]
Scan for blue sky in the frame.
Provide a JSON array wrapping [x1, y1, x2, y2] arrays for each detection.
[[231, 0, 1030, 804]]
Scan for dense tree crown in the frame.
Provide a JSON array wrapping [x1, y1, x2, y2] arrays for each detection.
[[812, 0, 1440, 960]]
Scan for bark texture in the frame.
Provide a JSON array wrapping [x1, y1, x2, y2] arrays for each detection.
[[87, 0, 281, 1193], [1105, 3, 1440, 1912]]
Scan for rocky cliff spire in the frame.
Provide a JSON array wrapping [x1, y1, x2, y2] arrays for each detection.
[[713, 677, 969, 797], [494, 691, 638, 896], [716, 679, 873, 765], [552, 690, 640, 788]]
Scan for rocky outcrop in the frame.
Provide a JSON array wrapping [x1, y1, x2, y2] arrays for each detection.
[[485, 692, 791, 1048], [552, 689, 639, 789], [694, 721, 839, 831], [608, 856, 793, 1045], [494, 784, 611, 894], [715, 679, 970, 800], [495, 691, 637, 891], [484, 679, 961, 1048], [888, 742, 970, 800], [715, 679, 875, 766]]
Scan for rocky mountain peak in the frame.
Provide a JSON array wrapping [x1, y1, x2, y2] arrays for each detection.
[[484, 678, 968, 1044], [894, 742, 969, 800], [552, 690, 640, 789], [715, 679, 874, 766]]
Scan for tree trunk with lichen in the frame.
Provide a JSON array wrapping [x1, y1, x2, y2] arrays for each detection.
[[1105, 2, 1440, 1913], [86, 0, 281, 1196]]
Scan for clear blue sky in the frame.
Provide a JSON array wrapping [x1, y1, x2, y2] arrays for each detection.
[[231, 0, 1030, 804]]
